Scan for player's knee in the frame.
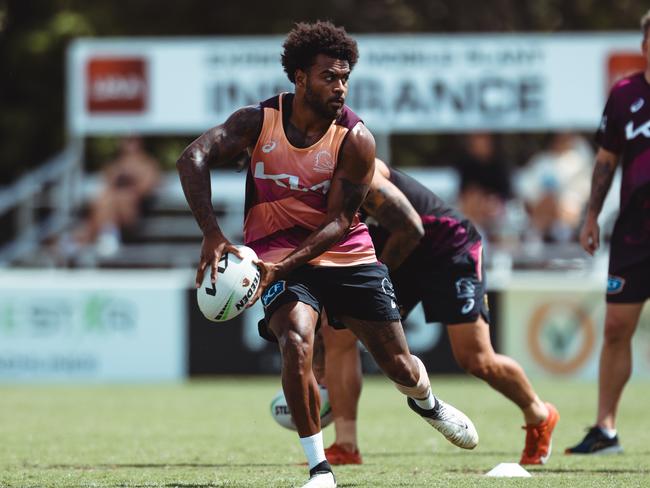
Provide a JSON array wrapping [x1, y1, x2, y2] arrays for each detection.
[[278, 329, 312, 369], [603, 317, 635, 345], [383, 354, 418, 386], [459, 353, 496, 380]]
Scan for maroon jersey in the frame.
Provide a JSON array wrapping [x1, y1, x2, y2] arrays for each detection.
[[367, 166, 482, 263], [597, 72, 650, 269]]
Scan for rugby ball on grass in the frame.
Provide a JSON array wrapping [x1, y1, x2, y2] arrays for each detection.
[[270, 385, 333, 431], [197, 245, 260, 322]]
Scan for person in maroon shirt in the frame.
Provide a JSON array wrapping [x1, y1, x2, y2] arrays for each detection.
[[261, 157, 560, 465], [320, 158, 558, 466], [566, 10, 650, 455]]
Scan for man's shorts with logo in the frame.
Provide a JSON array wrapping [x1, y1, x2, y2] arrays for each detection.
[[259, 262, 402, 341], [391, 250, 490, 325], [607, 256, 650, 303]]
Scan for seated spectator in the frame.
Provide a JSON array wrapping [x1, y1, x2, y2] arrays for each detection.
[[517, 133, 593, 243], [455, 132, 512, 243], [73, 136, 161, 256]]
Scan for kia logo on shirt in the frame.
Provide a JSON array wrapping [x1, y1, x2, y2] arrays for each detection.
[[86, 58, 147, 112]]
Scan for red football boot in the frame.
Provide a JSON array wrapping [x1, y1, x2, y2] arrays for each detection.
[[520, 402, 560, 465], [325, 443, 363, 465]]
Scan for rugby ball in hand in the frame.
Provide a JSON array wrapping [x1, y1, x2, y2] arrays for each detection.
[[197, 245, 260, 322], [270, 385, 333, 431]]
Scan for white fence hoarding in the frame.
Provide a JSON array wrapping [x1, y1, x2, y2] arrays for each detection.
[[2, 269, 648, 382], [0, 271, 188, 382], [67, 33, 643, 136], [500, 272, 650, 379]]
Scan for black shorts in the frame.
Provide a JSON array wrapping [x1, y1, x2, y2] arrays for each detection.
[[260, 262, 402, 329], [390, 248, 490, 325], [607, 257, 650, 303]]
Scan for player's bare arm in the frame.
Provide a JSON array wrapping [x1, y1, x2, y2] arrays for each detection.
[[176, 106, 262, 286], [363, 159, 424, 270], [250, 123, 375, 304], [580, 147, 619, 255]]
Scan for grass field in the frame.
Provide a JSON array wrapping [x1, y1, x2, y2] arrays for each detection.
[[1, 377, 649, 487]]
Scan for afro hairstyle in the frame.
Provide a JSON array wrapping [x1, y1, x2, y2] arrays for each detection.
[[281, 21, 359, 83]]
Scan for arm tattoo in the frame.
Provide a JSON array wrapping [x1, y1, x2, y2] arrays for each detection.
[[177, 153, 218, 235], [177, 107, 262, 235], [365, 184, 423, 270], [340, 178, 370, 217], [375, 195, 415, 232], [587, 158, 617, 215], [376, 197, 423, 270], [362, 186, 384, 214]]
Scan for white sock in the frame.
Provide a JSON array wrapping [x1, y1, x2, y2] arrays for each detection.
[[299, 431, 326, 469], [413, 391, 437, 410], [599, 426, 617, 439]]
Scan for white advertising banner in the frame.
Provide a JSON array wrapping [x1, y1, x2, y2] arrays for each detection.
[[0, 271, 188, 382], [500, 272, 650, 379], [67, 33, 643, 136]]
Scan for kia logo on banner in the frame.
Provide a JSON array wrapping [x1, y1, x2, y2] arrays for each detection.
[[86, 58, 147, 112]]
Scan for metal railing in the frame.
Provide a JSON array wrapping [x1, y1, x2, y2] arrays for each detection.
[[0, 141, 84, 265]]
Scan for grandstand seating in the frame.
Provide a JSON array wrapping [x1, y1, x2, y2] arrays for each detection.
[[4, 164, 617, 271]]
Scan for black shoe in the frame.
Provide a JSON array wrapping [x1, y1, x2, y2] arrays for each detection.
[[565, 426, 623, 455]]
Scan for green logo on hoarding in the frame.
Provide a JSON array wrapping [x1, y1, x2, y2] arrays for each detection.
[[83, 295, 137, 333], [1, 303, 15, 332], [0, 295, 137, 337]]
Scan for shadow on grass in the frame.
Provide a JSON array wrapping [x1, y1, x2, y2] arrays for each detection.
[[25, 462, 296, 470], [369, 450, 514, 458], [5, 485, 229, 488], [35, 482, 381, 488], [531, 468, 650, 474], [446, 467, 650, 475], [119, 484, 385, 488], [121, 485, 229, 488]]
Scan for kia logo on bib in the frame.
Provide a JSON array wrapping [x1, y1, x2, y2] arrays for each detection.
[[86, 57, 147, 112], [625, 120, 650, 140], [254, 162, 331, 194]]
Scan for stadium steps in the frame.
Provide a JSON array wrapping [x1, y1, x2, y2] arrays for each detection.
[[124, 215, 204, 244], [80, 171, 246, 268], [95, 243, 200, 268], [13, 167, 600, 271], [509, 242, 589, 270]]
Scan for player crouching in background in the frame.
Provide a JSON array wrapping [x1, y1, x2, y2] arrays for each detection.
[[304, 158, 560, 466]]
